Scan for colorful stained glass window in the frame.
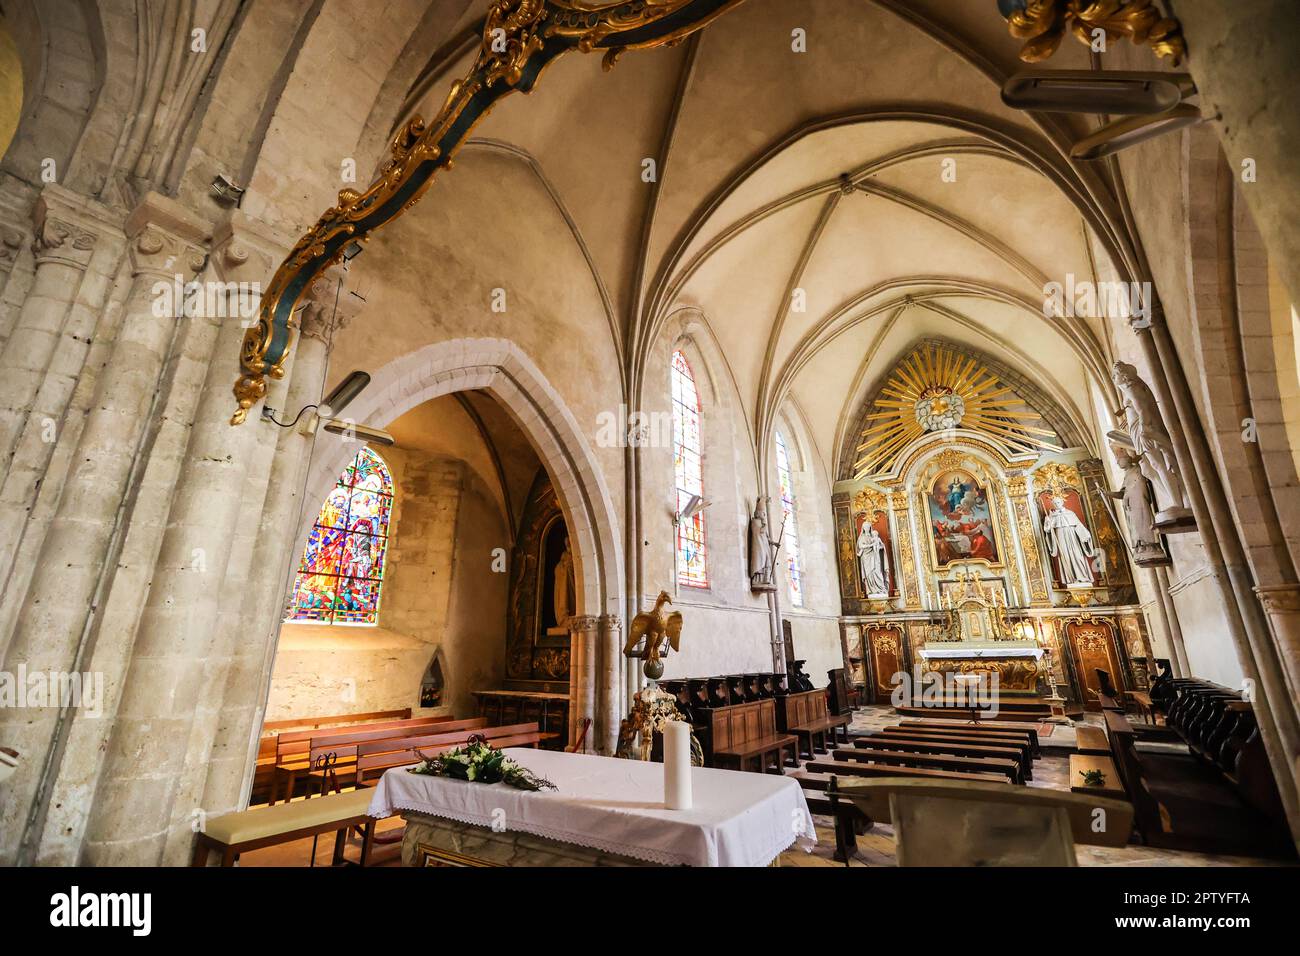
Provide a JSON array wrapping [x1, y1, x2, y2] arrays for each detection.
[[287, 447, 393, 624], [775, 430, 803, 607], [671, 350, 708, 588]]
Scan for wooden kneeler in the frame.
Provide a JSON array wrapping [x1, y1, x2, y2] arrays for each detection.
[[840, 778, 1133, 866]]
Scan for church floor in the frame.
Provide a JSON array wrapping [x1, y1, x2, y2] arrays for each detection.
[[236, 706, 1287, 868]]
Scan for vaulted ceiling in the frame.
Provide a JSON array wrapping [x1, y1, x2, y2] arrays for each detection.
[[338, 0, 1148, 482]]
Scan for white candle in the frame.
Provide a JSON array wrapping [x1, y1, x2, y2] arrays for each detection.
[[663, 720, 692, 810]]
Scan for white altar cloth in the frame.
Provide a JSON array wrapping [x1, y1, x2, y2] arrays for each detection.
[[919, 645, 1044, 660], [367, 747, 816, 867]]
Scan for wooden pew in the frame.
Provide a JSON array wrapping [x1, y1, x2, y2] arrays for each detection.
[[898, 718, 1041, 755], [877, 723, 1036, 754], [777, 688, 850, 759], [797, 774, 872, 863], [270, 716, 475, 804], [352, 722, 548, 786], [867, 730, 1034, 780], [832, 745, 1022, 784], [1073, 725, 1111, 756], [804, 761, 1004, 784], [707, 698, 798, 773], [262, 708, 413, 733], [853, 734, 1029, 782]]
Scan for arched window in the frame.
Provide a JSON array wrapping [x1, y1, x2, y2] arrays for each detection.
[[671, 349, 708, 588], [774, 430, 803, 607], [287, 446, 394, 624]]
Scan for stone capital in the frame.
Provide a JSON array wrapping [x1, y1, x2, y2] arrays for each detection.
[[294, 264, 364, 344], [31, 183, 121, 269], [567, 614, 601, 633], [124, 192, 210, 282], [0, 224, 26, 272], [209, 211, 292, 286], [597, 613, 623, 633], [1255, 584, 1300, 615]]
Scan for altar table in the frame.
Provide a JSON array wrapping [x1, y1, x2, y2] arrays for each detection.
[[368, 747, 816, 867]]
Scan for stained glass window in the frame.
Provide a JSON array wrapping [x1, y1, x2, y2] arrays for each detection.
[[775, 430, 803, 607], [671, 350, 708, 588], [287, 447, 393, 624]]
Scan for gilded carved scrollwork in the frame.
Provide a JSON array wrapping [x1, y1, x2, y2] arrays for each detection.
[[229, 0, 747, 425], [1000, 0, 1185, 66], [890, 490, 921, 610]]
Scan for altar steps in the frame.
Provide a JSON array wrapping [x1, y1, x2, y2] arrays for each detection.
[[892, 702, 1052, 722]]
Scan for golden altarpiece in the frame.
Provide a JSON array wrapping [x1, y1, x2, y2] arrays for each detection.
[[832, 342, 1154, 712]]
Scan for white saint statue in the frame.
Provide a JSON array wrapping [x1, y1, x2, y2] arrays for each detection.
[[1107, 443, 1170, 567], [1042, 496, 1100, 588], [1111, 361, 1192, 528], [856, 524, 890, 597]]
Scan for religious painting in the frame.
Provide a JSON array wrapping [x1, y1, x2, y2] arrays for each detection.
[[853, 510, 895, 597], [927, 469, 999, 567], [1037, 487, 1101, 588]]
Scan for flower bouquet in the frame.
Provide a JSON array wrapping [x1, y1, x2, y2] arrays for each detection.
[[408, 734, 556, 791]]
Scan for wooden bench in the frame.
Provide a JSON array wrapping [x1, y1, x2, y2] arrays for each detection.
[[863, 732, 1033, 781], [877, 726, 1036, 763], [262, 708, 413, 733], [898, 718, 1042, 755], [893, 703, 1052, 722], [1070, 753, 1126, 800], [270, 716, 477, 804], [853, 735, 1028, 783], [704, 698, 798, 773], [804, 760, 1004, 784], [777, 688, 850, 759], [352, 722, 548, 786], [1074, 726, 1111, 756], [833, 746, 1022, 784], [192, 788, 377, 867]]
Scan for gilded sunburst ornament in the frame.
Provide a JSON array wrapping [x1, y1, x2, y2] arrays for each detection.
[[853, 343, 1061, 480]]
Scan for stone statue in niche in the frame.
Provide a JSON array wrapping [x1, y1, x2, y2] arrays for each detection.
[[856, 524, 890, 597], [553, 543, 574, 625], [544, 535, 576, 640], [1110, 361, 1194, 530], [1042, 495, 1102, 587], [1106, 443, 1171, 567], [748, 499, 776, 593]]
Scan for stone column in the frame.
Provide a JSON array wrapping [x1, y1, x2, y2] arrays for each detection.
[[566, 614, 600, 752], [0, 194, 207, 865], [1254, 585, 1300, 703], [1176, 1, 1300, 306], [0, 223, 27, 304], [0, 186, 101, 465], [79, 215, 282, 865], [597, 613, 623, 755], [201, 265, 358, 817]]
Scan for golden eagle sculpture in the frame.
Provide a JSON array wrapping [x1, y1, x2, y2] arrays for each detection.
[[624, 590, 682, 680]]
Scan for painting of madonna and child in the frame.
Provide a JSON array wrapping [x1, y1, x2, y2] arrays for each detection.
[[928, 470, 999, 566]]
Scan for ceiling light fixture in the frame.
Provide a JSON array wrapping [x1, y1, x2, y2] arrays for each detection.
[[1001, 69, 1195, 114]]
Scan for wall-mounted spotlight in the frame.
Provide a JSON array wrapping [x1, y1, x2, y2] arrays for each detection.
[[210, 174, 246, 206], [321, 419, 395, 447], [1001, 69, 1201, 161], [1002, 69, 1195, 114], [262, 369, 371, 428], [1068, 105, 1203, 160]]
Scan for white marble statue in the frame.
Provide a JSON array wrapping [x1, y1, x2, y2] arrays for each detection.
[[1107, 443, 1171, 566], [856, 524, 890, 597], [1042, 496, 1100, 588], [1111, 361, 1192, 528]]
